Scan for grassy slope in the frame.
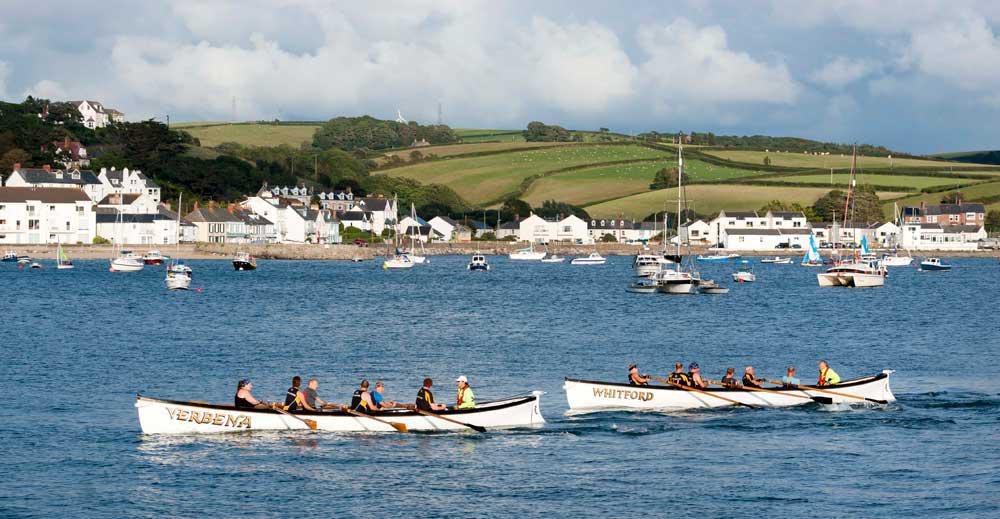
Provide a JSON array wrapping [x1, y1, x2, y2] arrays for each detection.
[[765, 173, 975, 189], [585, 185, 909, 219], [378, 145, 668, 205], [522, 159, 764, 207], [182, 124, 321, 147], [379, 141, 573, 164], [701, 149, 988, 169]]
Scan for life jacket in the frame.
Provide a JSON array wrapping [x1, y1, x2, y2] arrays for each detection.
[[818, 368, 828, 386], [416, 387, 434, 411], [351, 389, 370, 412], [457, 387, 468, 406], [668, 372, 691, 386], [284, 386, 300, 411]]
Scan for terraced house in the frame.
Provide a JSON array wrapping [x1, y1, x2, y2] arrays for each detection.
[[0, 187, 95, 244]]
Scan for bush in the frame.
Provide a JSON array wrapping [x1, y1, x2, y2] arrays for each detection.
[[599, 233, 618, 243], [93, 235, 110, 245]]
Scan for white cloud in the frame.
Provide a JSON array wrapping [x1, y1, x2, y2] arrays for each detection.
[[905, 14, 1000, 90], [810, 56, 876, 88], [0, 61, 9, 100], [636, 18, 800, 115], [25, 79, 68, 100]]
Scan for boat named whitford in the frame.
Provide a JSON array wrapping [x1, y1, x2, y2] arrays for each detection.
[[592, 387, 654, 401]]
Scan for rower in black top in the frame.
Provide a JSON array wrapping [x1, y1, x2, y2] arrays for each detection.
[[350, 380, 375, 413], [742, 366, 764, 388], [284, 376, 301, 411], [235, 379, 266, 409], [668, 362, 692, 386], [720, 367, 740, 387], [628, 363, 650, 386], [415, 378, 446, 411]]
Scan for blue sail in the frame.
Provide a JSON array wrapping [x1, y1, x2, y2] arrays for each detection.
[[860, 235, 870, 255]]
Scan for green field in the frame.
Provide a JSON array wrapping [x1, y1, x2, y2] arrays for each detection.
[[378, 144, 669, 204], [181, 123, 321, 148], [585, 185, 910, 219], [766, 173, 972, 190], [683, 160, 768, 181], [522, 162, 663, 206], [379, 141, 575, 164], [701, 149, 986, 169], [454, 128, 526, 143]]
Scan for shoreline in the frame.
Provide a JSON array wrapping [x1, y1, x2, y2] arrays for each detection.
[[6, 243, 999, 260]]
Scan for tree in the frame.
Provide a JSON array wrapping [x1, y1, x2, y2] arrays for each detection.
[[986, 210, 1000, 233], [311, 115, 458, 151], [523, 121, 571, 142], [534, 200, 590, 221], [0, 148, 31, 175], [649, 167, 689, 189], [500, 198, 532, 220], [599, 233, 618, 243], [812, 187, 883, 224], [763, 156, 771, 166], [940, 192, 963, 204]]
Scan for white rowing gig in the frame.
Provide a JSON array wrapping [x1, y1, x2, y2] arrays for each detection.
[[563, 371, 895, 412], [135, 392, 545, 434]]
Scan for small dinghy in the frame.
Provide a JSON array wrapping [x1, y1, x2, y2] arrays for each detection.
[[541, 255, 565, 263], [698, 279, 729, 294], [564, 371, 895, 412], [135, 392, 545, 434], [626, 280, 658, 293], [29, 262, 42, 269], [696, 253, 740, 262], [760, 256, 791, 264]]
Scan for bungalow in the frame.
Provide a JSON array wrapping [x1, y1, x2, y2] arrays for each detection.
[[5, 163, 104, 202], [0, 187, 96, 244], [900, 223, 986, 251]]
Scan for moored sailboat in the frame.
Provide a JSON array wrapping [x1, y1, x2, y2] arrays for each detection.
[[655, 144, 701, 295], [56, 243, 74, 270], [165, 194, 192, 290]]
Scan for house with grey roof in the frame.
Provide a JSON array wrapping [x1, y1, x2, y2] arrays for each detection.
[[5, 163, 104, 202], [0, 187, 96, 244], [184, 202, 247, 243], [97, 167, 160, 207]]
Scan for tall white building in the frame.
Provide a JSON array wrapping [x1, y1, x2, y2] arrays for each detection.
[[0, 187, 96, 244], [5, 164, 105, 202]]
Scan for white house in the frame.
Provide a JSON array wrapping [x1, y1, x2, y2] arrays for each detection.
[[589, 218, 633, 242], [518, 214, 589, 243], [709, 211, 767, 246], [237, 210, 277, 244], [0, 187, 95, 244], [348, 197, 397, 235], [96, 192, 159, 215], [70, 100, 123, 129], [679, 219, 711, 244], [496, 220, 520, 240], [764, 211, 809, 230], [95, 208, 180, 245], [722, 228, 813, 250], [5, 164, 104, 202], [428, 216, 458, 242], [98, 167, 160, 207], [900, 223, 986, 251]]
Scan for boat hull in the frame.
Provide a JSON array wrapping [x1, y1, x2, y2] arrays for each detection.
[[564, 372, 895, 412], [509, 251, 546, 261], [135, 393, 545, 434], [468, 263, 490, 271], [919, 263, 951, 271], [817, 272, 885, 287], [233, 261, 256, 271], [882, 256, 913, 267], [732, 272, 755, 283], [571, 259, 606, 265], [110, 258, 144, 272], [144, 259, 164, 265]]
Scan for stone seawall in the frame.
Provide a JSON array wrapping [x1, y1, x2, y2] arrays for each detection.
[[194, 242, 648, 260]]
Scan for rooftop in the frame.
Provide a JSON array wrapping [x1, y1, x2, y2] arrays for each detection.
[[0, 187, 92, 203]]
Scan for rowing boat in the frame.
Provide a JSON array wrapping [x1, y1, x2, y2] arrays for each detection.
[[563, 371, 895, 411], [135, 392, 545, 434]]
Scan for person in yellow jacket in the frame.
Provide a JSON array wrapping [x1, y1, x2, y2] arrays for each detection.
[[818, 360, 841, 386], [455, 375, 476, 409]]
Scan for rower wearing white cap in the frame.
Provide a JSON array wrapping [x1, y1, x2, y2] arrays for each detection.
[[455, 375, 476, 409]]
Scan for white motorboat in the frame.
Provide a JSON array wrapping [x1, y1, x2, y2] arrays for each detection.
[[653, 267, 700, 294], [233, 251, 257, 271], [570, 252, 607, 265], [143, 250, 166, 265], [111, 250, 145, 272], [732, 262, 755, 283], [633, 254, 663, 277], [882, 254, 914, 267], [165, 268, 192, 290], [541, 255, 565, 263], [3, 250, 18, 262], [696, 253, 740, 262], [698, 279, 729, 294], [29, 262, 42, 269], [16, 257, 30, 265], [760, 256, 792, 264], [563, 371, 895, 412], [383, 254, 415, 269], [135, 392, 545, 434], [509, 244, 546, 261], [468, 253, 490, 271]]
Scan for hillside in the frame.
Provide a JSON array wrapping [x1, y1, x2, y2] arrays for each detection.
[[932, 150, 1000, 165], [178, 122, 322, 148]]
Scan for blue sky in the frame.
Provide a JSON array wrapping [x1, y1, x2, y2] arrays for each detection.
[[2, 0, 999, 154]]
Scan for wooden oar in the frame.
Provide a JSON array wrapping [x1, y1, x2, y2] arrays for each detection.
[[707, 379, 833, 405], [328, 404, 408, 433], [271, 403, 318, 430], [404, 405, 487, 432], [653, 377, 759, 409], [765, 379, 888, 405]]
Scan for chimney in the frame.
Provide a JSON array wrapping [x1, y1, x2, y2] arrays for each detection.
[[12, 162, 20, 172], [193, 200, 200, 210], [227, 203, 235, 214], [43, 164, 51, 172]]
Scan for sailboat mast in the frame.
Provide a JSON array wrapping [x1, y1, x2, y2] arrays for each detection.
[[175, 193, 182, 255], [676, 145, 683, 258]]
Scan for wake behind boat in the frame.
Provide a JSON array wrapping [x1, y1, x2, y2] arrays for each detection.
[[563, 371, 895, 412], [135, 392, 545, 434]]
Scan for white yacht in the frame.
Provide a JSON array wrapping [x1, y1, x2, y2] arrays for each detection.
[[653, 267, 700, 294], [817, 258, 886, 287], [111, 250, 145, 272], [633, 254, 663, 277], [571, 252, 607, 265], [509, 244, 546, 261], [383, 253, 415, 269]]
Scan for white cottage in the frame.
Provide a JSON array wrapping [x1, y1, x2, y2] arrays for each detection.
[[0, 187, 96, 244]]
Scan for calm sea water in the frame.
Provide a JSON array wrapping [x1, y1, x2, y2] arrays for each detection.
[[1, 255, 998, 518]]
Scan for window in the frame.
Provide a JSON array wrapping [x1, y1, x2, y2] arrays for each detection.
[[27, 206, 35, 215], [16, 220, 21, 230], [793, 221, 802, 228], [28, 220, 40, 230], [66, 222, 71, 230], [77, 206, 84, 214], [0, 205, 4, 210], [927, 215, 937, 223], [49, 205, 56, 211], [562, 226, 571, 233]]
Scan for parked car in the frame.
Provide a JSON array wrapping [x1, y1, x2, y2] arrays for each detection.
[[791, 244, 802, 249], [776, 242, 790, 249], [354, 239, 369, 247]]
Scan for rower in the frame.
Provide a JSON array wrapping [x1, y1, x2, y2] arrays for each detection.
[[235, 379, 267, 409], [742, 366, 764, 388], [371, 381, 398, 410], [720, 367, 740, 387], [299, 378, 332, 411], [416, 378, 447, 412], [780, 366, 801, 387], [688, 363, 708, 388], [350, 380, 376, 413], [628, 363, 650, 386], [818, 360, 841, 386], [455, 375, 476, 409], [284, 376, 301, 411], [668, 362, 691, 386]]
